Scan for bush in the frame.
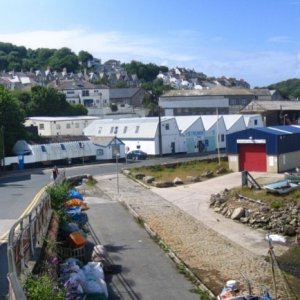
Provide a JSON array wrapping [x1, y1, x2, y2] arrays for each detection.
[[46, 181, 70, 210], [24, 274, 65, 300], [271, 200, 283, 209]]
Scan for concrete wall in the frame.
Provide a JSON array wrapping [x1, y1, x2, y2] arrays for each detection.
[[278, 151, 300, 173], [228, 154, 239, 172]]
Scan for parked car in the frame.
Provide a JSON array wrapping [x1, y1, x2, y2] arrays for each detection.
[[126, 150, 148, 160]]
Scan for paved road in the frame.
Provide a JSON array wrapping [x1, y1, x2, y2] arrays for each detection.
[[86, 194, 199, 300]]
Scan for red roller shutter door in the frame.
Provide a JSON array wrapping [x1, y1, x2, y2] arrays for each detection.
[[239, 144, 266, 172]]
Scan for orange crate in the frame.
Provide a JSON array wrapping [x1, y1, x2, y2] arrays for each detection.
[[68, 231, 87, 247]]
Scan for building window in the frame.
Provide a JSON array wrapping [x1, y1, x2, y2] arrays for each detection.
[[56, 124, 61, 129], [220, 134, 225, 142], [66, 123, 71, 129], [254, 119, 258, 125], [123, 126, 127, 134], [82, 90, 90, 96], [114, 126, 118, 134], [98, 127, 102, 134], [79, 142, 84, 148], [41, 145, 46, 152], [110, 126, 114, 134], [96, 149, 104, 156], [75, 123, 79, 128], [165, 123, 170, 130], [60, 144, 66, 150], [39, 124, 44, 130], [135, 126, 140, 133]]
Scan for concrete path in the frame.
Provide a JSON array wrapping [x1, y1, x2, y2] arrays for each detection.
[[151, 172, 288, 257], [86, 195, 199, 300]]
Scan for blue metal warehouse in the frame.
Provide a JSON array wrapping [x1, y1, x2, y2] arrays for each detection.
[[227, 125, 300, 173]]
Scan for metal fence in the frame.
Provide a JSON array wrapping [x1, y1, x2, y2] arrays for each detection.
[[6, 170, 65, 300]]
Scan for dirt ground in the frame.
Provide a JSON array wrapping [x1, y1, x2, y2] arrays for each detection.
[[90, 174, 299, 299]]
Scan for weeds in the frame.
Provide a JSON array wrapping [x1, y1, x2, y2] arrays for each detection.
[[24, 274, 65, 300]]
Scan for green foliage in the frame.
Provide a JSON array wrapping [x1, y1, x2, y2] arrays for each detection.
[[45, 181, 70, 210], [268, 78, 300, 99], [24, 274, 65, 300], [130, 158, 229, 183], [123, 60, 169, 82], [270, 200, 283, 209], [141, 79, 171, 115], [14, 86, 87, 117], [78, 50, 93, 67], [0, 86, 26, 155], [86, 175, 97, 186], [48, 47, 78, 72]]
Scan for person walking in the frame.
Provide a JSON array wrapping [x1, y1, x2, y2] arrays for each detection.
[[52, 166, 59, 180]]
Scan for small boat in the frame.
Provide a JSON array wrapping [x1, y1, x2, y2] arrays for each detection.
[[284, 172, 300, 183], [217, 279, 273, 300], [263, 179, 300, 194]]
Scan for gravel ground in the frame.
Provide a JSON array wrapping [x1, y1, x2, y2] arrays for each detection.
[[92, 173, 297, 299]]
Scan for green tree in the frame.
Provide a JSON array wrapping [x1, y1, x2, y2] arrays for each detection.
[[141, 79, 171, 116], [0, 86, 25, 155], [48, 47, 79, 72], [24, 86, 87, 117], [78, 50, 93, 67], [123, 60, 169, 83], [28, 86, 69, 116]]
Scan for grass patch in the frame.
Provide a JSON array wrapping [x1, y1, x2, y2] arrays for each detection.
[[228, 186, 300, 206], [130, 158, 230, 182]]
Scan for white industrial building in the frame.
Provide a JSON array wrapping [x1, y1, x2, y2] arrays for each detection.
[[83, 114, 263, 155], [83, 117, 185, 155], [25, 116, 99, 136]]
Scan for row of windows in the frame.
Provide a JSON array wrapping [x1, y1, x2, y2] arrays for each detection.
[[39, 123, 80, 130], [40, 142, 85, 152], [98, 124, 171, 135]]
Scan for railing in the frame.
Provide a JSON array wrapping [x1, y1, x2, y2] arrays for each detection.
[[6, 170, 65, 300]]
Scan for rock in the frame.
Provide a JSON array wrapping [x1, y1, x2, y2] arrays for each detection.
[[133, 173, 145, 180], [201, 170, 213, 178], [240, 217, 249, 223], [173, 177, 183, 185], [143, 176, 155, 184], [122, 169, 131, 176], [289, 218, 298, 227], [186, 176, 200, 183], [284, 226, 296, 236], [214, 207, 222, 213], [216, 167, 226, 174], [231, 207, 245, 220], [152, 181, 174, 188]]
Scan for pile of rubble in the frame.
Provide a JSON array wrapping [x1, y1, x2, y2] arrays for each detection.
[[210, 190, 300, 237]]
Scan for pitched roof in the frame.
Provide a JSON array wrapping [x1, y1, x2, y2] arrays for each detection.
[[109, 88, 141, 99], [200, 115, 220, 131], [84, 117, 175, 139], [161, 86, 253, 98], [173, 116, 201, 133], [241, 100, 300, 113], [222, 115, 244, 130], [90, 136, 116, 146], [26, 116, 99, 122]]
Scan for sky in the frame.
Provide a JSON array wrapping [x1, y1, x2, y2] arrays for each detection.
[[0, 0, 299, 87]]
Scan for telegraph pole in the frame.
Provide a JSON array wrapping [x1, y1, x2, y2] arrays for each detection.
[[1, 126, 5, 171], [158, 106, 163, 157]]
